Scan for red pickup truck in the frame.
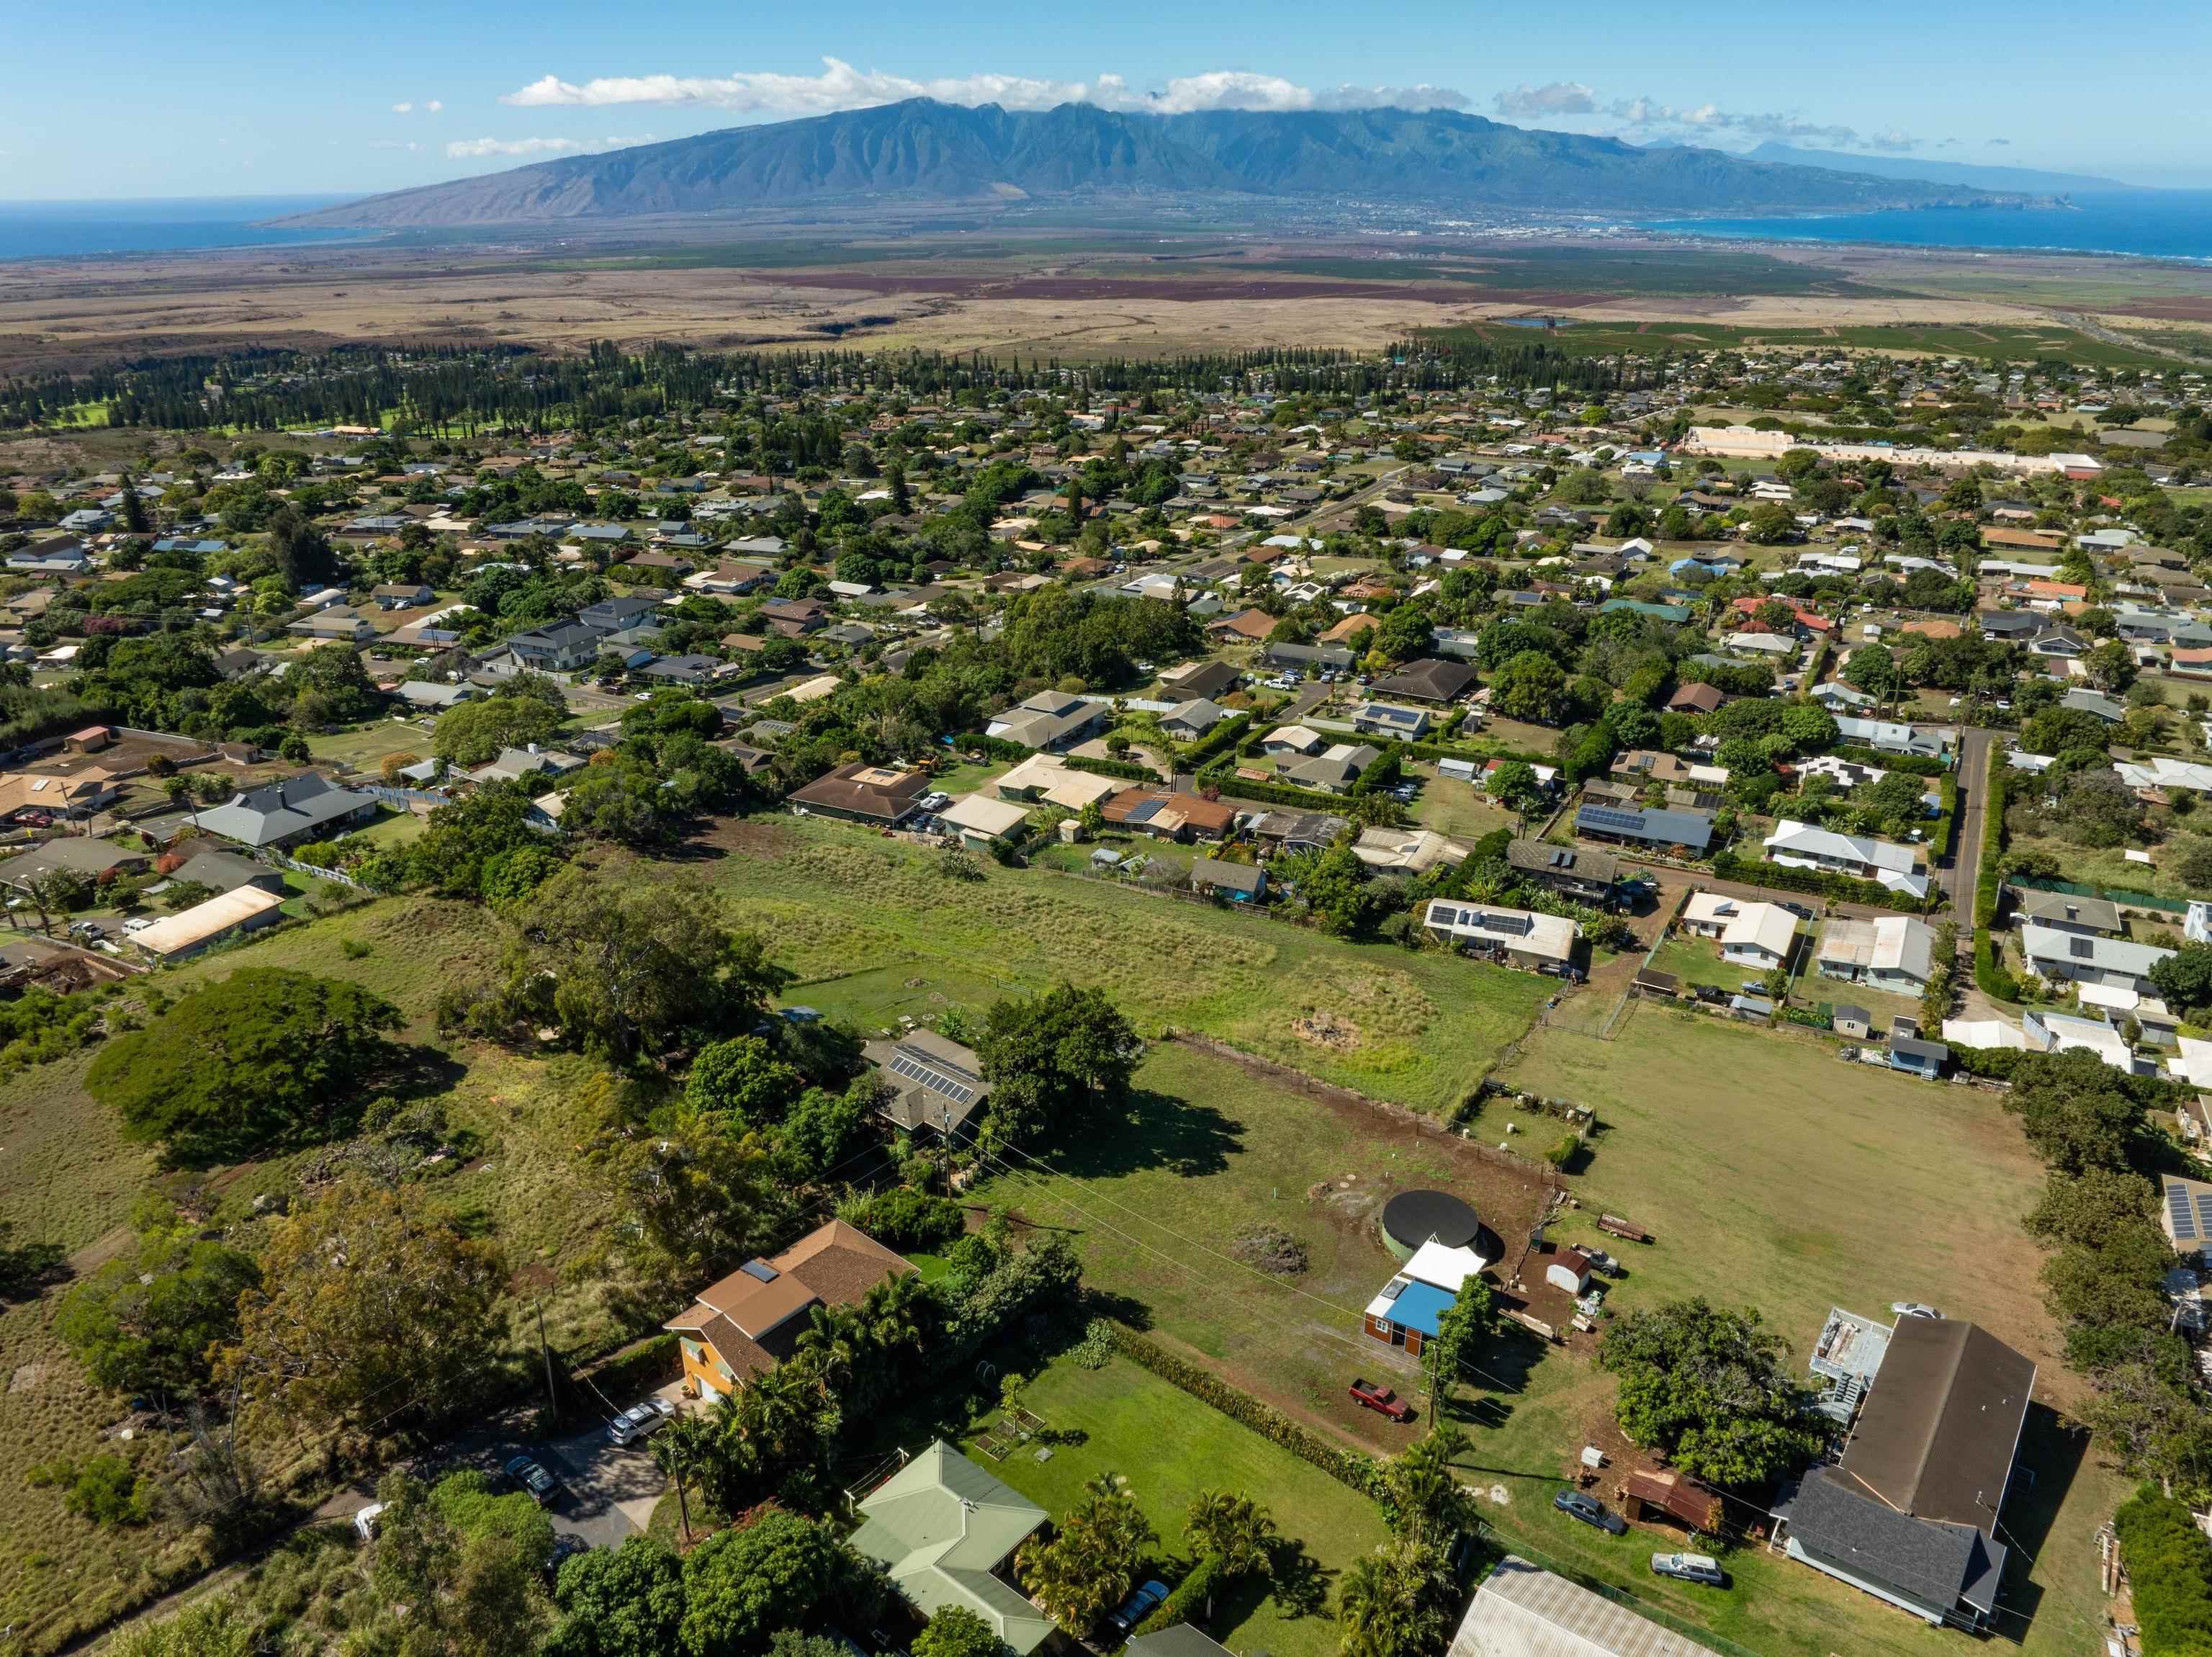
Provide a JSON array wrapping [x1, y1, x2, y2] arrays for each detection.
[[1349, 1378, 1413, 1421]]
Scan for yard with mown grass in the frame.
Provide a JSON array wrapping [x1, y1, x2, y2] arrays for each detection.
[[963, 1353, 1390, 1657], [715, 815, 1550, 1116]]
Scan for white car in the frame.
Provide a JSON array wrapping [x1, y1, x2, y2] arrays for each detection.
[[920, 791, 951, 812], [608, 1398, 678, 1447], [353, 1501, 387, 1542], [122, 916, 156, 935]]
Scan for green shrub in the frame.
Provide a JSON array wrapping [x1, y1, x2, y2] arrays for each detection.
[[29, 1454, 150, 1526], [1546, 1132, 1582, 1169], [842, 1187, 965, 1252], [2116, 1483, 2212, 1656], [1133, 1553, 1223, 1636]]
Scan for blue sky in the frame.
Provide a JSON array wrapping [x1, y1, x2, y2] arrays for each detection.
[[7, 0, 2210, 199]]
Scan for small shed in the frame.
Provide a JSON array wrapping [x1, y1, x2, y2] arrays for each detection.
[[1624, 1468, 1721, 1532], [1889, 1036, 1948, 1079], [1632, 967, 1679, 1000], [1191, 857, 1265, 902], [1545, 1248, 1592, 1295], [1833, 1002, 1872, 1039]]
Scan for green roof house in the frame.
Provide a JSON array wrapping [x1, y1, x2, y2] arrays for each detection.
[[851, 1441, 1053, 1653]]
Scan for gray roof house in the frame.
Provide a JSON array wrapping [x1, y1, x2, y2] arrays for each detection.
[[984, 691, 1105, 751], [168, 850, 288, 897], [505, 621, 607, 674], [1574, 802, 1714, 854], [1774, 1319, 2033, 1630], [2009, 888, 2121, 936], [193, 773, 377, 848], [861, 1028, 992, 1139]]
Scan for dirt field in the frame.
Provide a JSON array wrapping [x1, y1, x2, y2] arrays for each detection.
[[8, 228, 2208, 371]]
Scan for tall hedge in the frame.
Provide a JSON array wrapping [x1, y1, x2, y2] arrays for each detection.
[[1181, 713, 1255, 771], [1106, 1325, 1383, 1498], [2116, 1483, 2212, 1656], [1972, 771, 2018, 1002], [1133, 1553, 1223, 1637]]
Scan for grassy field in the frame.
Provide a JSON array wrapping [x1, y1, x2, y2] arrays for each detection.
[[305, 717, 437, 773], [966, 1040, 1554, 1455], [2001, 832, 2201, 910], [1478, 1010, 2129, 1656], [962, 1353, 1390, 1657], [0, 897, 630, 1651], [716, 816, 1550, 1115]]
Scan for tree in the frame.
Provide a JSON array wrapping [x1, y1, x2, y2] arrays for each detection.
[[1017, 1471, 1156, 1632], [86, 969, 403, 1162], [56, 1232, 259, 1405], [433, 693, 569, 766], [1597, 1298, 1825, 1486], [624, 1108, 778, 1283], [2004, 1047, 2148, 1176], [976, 982, 1140, 1149], [1485, 759, 1542, 817], [1841, 642, 1897, 702], [1382, 1427, 1478, 1548], [413, 780, 557, 897], [215, 1180, 505, 1432], [503, 867, 789, 1062], [548, 1535, 688, 1657], [679, 1510, 870, 1657], [102, 1595, 258, 1657], [2151, 943, 2212, 1018], [1299, 841, 1378, 938], [649, 1416, 716, 1548], [685, 1036, 806, 1126], [1489, 650, 1570, 724], [1424, 1277, 1496, 1416], [1337, 1540, 1455, 1657], [366, 1468, 554, 1657], [912, 1605, 1007, 1657], [286, 640, 382, 725], [1184, 1489, 1277, 1577], [1741, 502, 1797, 544]]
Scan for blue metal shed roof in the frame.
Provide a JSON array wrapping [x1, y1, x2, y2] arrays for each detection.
[[1384, 1279, 1456, 1337]]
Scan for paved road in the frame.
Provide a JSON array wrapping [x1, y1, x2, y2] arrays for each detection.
[[1947, 727, 1997, 912]]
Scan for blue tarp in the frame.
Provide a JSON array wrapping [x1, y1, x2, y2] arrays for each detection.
[[1385, 1279, 1457, 1337]]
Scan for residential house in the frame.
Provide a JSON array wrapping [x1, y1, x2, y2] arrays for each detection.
[[0, 837, 148, 892], [130, 886, 287, 961], [1160, 698, 1229, 740], [579, 594, 665, 633], [760, 597, 829, 637], [788, 763, 930, 827], [1371, 657, 1477, 704], [1447, 1557, 1712, 1657], [1889, 1036, 1950, 1079], [505, 621, 607, 674], [1815, 916, 1939, 994], [861, 1028, 992, 1138], [666, 1221, 914, 1403], [1101, 789, 1235, 842], [1351, 702, 1431, 741], [2019, 924, 2175, 999], [1191, 857, 1266, 900], [2008, 889, 2120, 936], [1681, 892, 1797, 971], [1506, 840, 1619, 906], [852, 1442, 1052, 1656], [167, 849, 287, 898], [1421, 899, 1578, 972], [2159, 1172, 2212, 1261], [287, 611, 376, 645], [1665, 681, 1725, 716], [992, 753, 1120, 812], [1575, 802, 1714, 855], [2025, 1007, 2140, 1072], [1775, 1319, 2033, 1630], [1263, 641, 1355, 674], [1281, 742, 1379, 794], [0, 769, 120, 823], [1352, 827, 1468, 874], [1763, 819, 1926, 899], [1261, 724, 1326, 758], [938, 793, 1031, 849], [193, 773, 377, 848], [1247, 809, 1349, 854], [1156, 659, 1239, 700], [369, 582, 436, 610], [1208, 607, 1275, 643], [984, 691, 1104, 752], [1834, 717, 1952, 762]]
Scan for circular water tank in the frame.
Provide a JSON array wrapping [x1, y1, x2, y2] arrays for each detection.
[[1380, 1189, 1481, 1262]]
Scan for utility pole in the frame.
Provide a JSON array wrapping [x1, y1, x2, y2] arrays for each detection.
[[536, 1299, 559, 1419]]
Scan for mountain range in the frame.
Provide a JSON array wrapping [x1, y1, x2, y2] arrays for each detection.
[[1743, 141, 2135, 195], [285, 100, 2019, 228]]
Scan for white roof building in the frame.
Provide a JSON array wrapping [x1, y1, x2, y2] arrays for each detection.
[[1763, 819, 1927, 899], [938, 794, 1033, 845], [1353, 827, 1469, 874], [1943, 1018, 2028, 1051], [1449, 1556, 1709, 1657], [1421, 900, 1578, 966], [1683, 892, 1798, 968], [2024, 1010, 2140, 1073]]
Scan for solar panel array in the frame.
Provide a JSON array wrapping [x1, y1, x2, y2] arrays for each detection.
[[889, 1049, 980, 1108], [1579, 806, 1648, 832], [2167, 1177, 2212, 1243]]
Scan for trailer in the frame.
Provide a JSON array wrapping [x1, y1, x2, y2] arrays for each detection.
[[1597, 1213, 1653, 1244]]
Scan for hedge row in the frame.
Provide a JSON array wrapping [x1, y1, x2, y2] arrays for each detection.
[[1972, 771, 2020, 1002], [1833, 744, 1950, 778], [573, 1332, 678, 1404], [1709, 849, 1933, 913], [1066, 753, 1161, 783], [1106, 1324, 1383, 1498], [1133, 1553, 1223, 1638], [2116, 1483, 2212, 1657], [1930, 773, 1960, 863], [1181, 713, 1255, 771]]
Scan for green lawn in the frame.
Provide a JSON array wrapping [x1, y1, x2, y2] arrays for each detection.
[[719, 816, 1550, 1115], [1480, 1010, 2129, 1657], [966, 1041, 1554, 1455], [305, 718, 437, 773], [963, 1353, 1389, 1657]]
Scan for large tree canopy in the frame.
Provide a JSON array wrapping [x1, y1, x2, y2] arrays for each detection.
[[87, 969, 404, 1162], [1596, 1298, 1824, 1486], [976, 983, 1141, 1149], [56, 1231, 259, 1404]]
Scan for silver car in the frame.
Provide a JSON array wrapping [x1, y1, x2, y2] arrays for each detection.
[[607, 1398, 677, 1447]]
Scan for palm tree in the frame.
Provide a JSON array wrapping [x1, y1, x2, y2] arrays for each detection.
[[795, 1301, 860, 1401], [1338, 1542, 1452, 1657], [650, 1413, 712, 1545], [1184, 1489, 1277, 1578]]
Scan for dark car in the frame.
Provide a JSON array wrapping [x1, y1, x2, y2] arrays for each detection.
[[503, 1455, 562, 1507], [1553, 1490, 1627, 1535], [1107, 1579, 1169, 1633]]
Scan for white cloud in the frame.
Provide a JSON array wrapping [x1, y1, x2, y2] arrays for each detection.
[[445, 134, 653, 160], [392, 102, 413, 114], [426, 99, 443, 112], [500, 56, 1464, 117], [1493, 82, 1597, 118]]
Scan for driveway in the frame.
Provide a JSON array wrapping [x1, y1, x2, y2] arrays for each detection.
[[1947, 726, 1997, 910], [534, 1378, 691, 1550]]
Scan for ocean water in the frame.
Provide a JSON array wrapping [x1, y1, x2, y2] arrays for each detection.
[[1643, 189, 2212, 262], [0, 197, 365, 260]]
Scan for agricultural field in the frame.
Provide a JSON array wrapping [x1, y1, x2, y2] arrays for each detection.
[[962, 1352, 1391, 1657], [715, 816, 1551, 1116]]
